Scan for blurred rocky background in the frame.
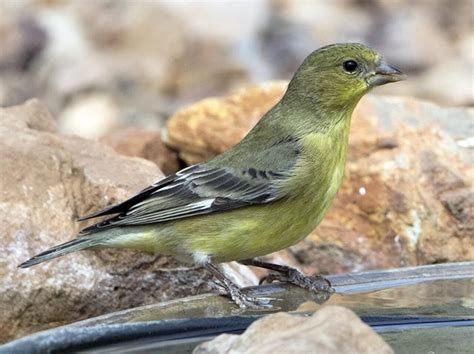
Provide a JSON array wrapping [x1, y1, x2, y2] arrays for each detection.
[[1, 0, 473, 128], [0, 0, 473, 342]]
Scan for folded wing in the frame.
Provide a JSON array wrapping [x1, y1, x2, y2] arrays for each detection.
[[79, 164, 289, 235]]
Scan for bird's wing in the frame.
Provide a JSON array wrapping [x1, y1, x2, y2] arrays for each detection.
[[78, 163, 291, 234], [78, 132, 302, 235]]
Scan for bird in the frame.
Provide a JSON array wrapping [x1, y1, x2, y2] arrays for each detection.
[[19, 43, 405, 308]]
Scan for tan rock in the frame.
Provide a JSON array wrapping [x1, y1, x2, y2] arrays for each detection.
[[164, 84, 474, 274], [193, 306, 393, 354], [165, 81, 287, 164], [302, 96, 474, 272], [101, 127, 180, 175], [0, 99, 209, 342]]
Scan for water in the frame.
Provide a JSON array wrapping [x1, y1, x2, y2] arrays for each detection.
[[2, 262, 473, 353]]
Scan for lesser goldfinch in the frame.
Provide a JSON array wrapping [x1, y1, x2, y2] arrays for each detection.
[[19, 43, 405, 308]]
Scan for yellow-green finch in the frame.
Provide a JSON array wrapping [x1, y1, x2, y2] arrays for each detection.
[[19, 43, 405, 308]]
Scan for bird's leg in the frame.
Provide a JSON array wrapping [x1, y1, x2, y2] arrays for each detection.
[[204, 263, 269, 309], [239, 259, 335, 294]]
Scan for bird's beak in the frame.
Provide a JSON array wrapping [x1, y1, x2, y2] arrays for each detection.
[[367, 61, 406, 87]]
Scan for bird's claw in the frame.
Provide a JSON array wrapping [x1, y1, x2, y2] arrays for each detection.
[[260, 268, 334, 303], [220, 281, 272, 310], [210, 280, 230, 295], [287, 268, 334, 293], [230, 292, 271, 310]]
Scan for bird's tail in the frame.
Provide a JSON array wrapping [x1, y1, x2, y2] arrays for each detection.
[[18, 237, 100, 268]]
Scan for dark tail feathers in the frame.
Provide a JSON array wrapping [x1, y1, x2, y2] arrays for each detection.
[[18, 238, 97, 268]]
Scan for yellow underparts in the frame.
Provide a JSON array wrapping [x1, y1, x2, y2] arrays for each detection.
[[108, 117, 351, 264]]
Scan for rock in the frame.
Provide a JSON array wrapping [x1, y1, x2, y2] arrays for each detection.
[[440, 188, 473, 224], [415, 53, 474, 106], [298, 96, 473, 272], [31, 3, 173, 126], [58, 93, 120, 139], [195, 334, 238, 354], [165, 82, 287, 164], [0, 13, 47, 72], [73, 2, 251, 107], [258, 1, 315, 79], [0, 0, 472, 124], [162, 38, 249, 103], [75, 2, 185, 65], [298, 96, 474, 272], [279, 0, 473, 105], [219, 262, 260, 288], [0, 99, 210, 342], [193, 306, 393, 354], [0, 71, 41, 107], [101, 127, 180, 175], [164, 84, 474, 274], [0, 98, 57, 133], [0, 8, 47, 106]]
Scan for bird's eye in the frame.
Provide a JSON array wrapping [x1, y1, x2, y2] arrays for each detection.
[[343, 60, 358, 73]]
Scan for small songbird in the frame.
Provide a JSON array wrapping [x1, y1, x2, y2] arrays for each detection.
[[19, 43, 405, 308]]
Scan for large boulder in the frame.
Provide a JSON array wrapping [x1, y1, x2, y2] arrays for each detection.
[[194, 306, 393, 354], [0, 99, 209, 342], [166, 82, 287, 164], [301, 96, 473, 273], [165, 84, 474, 274]]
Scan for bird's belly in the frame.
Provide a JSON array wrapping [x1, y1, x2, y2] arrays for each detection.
[[167, 205, 313, 262], [156, 177, 341, 263], [104, 183, 339, 263]]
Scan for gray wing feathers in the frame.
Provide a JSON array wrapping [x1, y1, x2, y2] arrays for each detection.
[[79, 164, 286, 234], [79, 136, 302, 234]]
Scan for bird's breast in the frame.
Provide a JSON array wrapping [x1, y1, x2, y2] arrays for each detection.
[[289, 125, 350, 229]]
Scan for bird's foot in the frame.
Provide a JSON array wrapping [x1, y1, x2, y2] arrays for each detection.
[[263, 268, 333, 292], [262, 268, 334, 304], [215, 280, 270, 309], [205, 262, 270, 310], [239, 259, 334, 303]]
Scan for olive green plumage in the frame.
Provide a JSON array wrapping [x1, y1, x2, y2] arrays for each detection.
[[19, 43, 404, 268]]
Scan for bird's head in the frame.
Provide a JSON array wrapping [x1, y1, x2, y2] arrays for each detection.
[[285, 43, 405, 113]]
